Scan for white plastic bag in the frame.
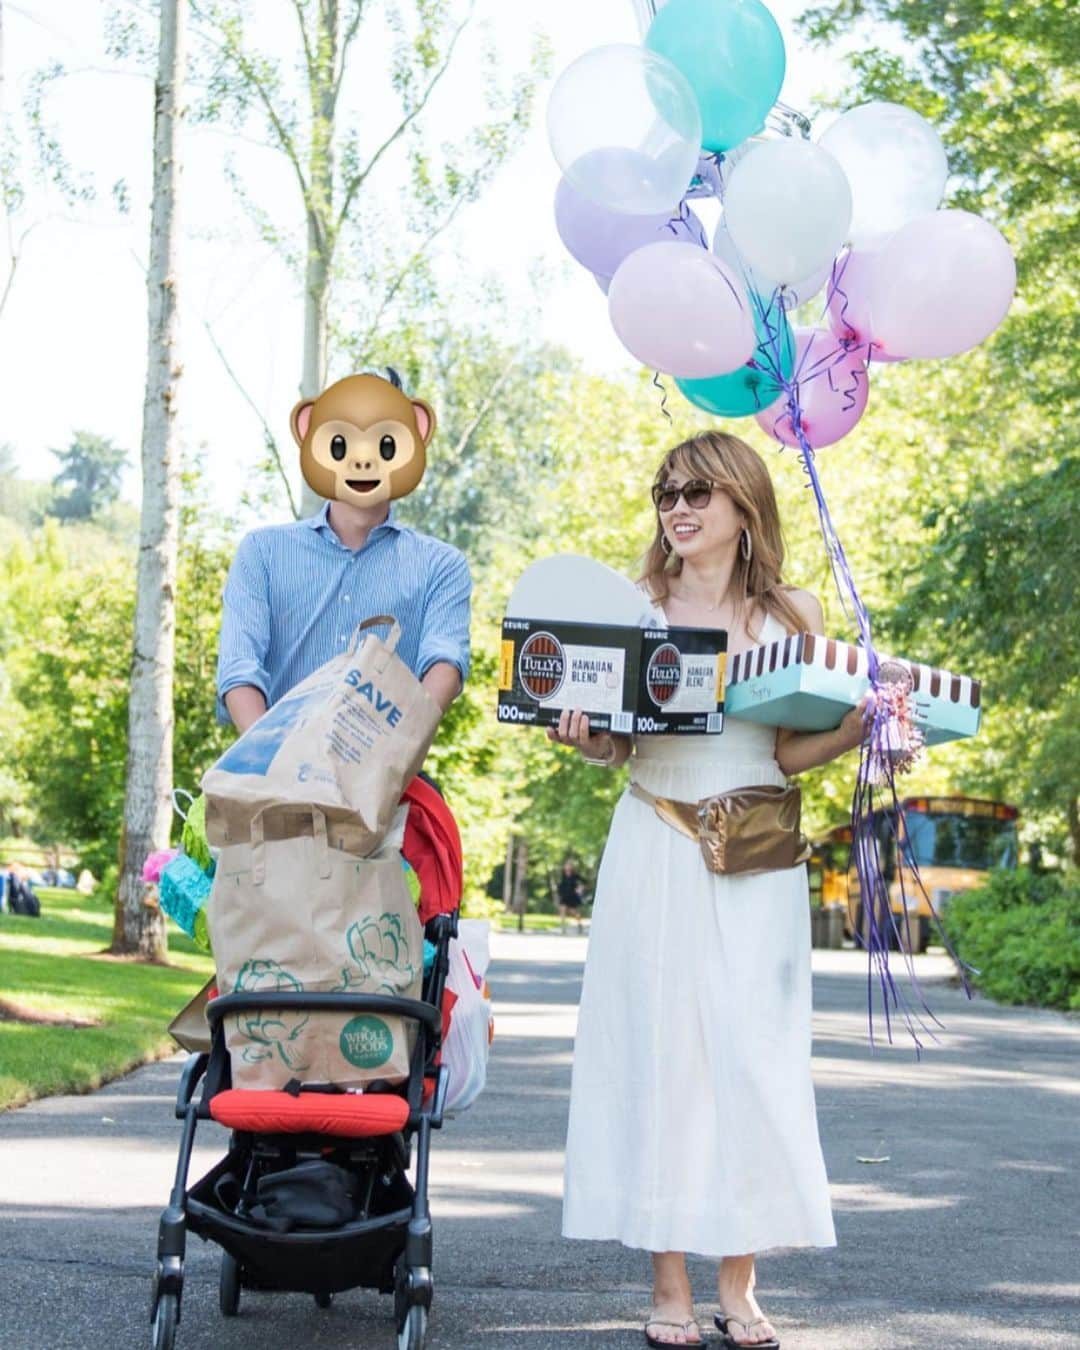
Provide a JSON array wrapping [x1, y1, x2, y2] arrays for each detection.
[[442, 922, 493, 1113]]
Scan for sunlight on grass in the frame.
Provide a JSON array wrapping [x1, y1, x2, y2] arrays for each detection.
[[0, 888, 213, 1111]]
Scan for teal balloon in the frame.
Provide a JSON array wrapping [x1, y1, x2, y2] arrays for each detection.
[[646, 0, 786, 153], [677, 299, 794, 417]]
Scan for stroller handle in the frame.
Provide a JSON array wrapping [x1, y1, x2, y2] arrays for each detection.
[[206, 990, 441, 1034]]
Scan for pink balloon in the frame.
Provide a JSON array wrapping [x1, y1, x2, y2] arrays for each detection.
[[608, 241, 756, 378], [869, 210, 1016, 359], [826, 249, 904, 363], [755, 327, 870, 450]]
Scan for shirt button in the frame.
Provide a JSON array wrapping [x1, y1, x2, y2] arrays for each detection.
[[343, 595, 350, 603]]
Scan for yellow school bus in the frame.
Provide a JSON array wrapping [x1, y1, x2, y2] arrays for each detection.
[[809, 796, 1020, 953]]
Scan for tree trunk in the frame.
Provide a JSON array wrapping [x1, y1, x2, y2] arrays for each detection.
[[298, 6, 338, 518], [501, 832, 514, 912], [513, 838, 528, 933], [111, 0, 187, 960], [298, 216, 329, 516], [1067, 796, 1080, 868]]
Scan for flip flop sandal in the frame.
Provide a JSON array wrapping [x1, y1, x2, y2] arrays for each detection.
[[715, 1312, 780, 1349], [644, 1317, 704, 1348]]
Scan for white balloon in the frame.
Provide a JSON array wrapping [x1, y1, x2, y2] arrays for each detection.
[[712, 218, 833, 309], [547, 44, 702, 215], [723, 139, 852, 284], [819, 101, 948, 247]]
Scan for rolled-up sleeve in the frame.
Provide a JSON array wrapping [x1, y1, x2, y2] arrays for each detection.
[[215, 533, 272, 723], [417, 546, 472, 684]]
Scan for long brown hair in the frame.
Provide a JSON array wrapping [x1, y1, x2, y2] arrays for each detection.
[[639, 430, 807, 640]]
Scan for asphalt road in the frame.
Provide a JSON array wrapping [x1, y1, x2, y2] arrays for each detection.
[[1, 934, 1077, 1350]]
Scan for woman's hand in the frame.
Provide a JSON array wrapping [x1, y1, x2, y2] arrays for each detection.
[[547, 708, 614, 760], [776, 692, 874, 776], [835, 692, 875, 753]]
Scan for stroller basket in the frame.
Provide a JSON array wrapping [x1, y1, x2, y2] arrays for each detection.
[[187, 1151, 412, 1295]]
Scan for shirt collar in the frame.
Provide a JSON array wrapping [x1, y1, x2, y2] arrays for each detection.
[[304, 500, 403, 544]]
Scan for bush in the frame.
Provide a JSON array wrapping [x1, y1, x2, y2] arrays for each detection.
[[941, 869, 1080, 1011]]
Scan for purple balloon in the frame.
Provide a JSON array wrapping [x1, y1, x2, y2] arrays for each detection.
[[755, 327, 870, 449], [555, 177, 707, 280], [869, 209, 1016, 359], [826, 249, 904, 363], [609, 242, 756, 379]]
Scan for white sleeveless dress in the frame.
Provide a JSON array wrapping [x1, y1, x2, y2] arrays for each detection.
[[562, 612, 836, 1258]]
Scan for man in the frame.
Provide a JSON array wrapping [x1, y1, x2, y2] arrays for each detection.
[[556, 858, 586, 934], [217, 369, 470, 730]]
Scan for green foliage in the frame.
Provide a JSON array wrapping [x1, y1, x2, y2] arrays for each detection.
[[0, 468, 237, 876], [941, 868, 1080, 1011], [47, 431, 128, 522], [793, 0, 1080, 857]]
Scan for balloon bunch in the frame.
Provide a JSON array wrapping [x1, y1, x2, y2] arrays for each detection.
[[547, 0, 1015, 1046], [547, 0, 1015, 451]]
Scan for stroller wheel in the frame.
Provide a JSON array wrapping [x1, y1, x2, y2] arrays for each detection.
[[398, 1305, 427, 1350], [219, 1251, 241, 1317], [313, 1290, 333, 1309], [152, 1292, 178, 1350]]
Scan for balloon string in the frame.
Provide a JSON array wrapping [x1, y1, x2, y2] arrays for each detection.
[[653, 371, 673, 423], [745, 283, 969, 1050]]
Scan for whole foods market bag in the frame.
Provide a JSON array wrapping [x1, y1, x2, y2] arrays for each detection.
[[203, 617, 441, 856], [208, 806, 424, 1089]]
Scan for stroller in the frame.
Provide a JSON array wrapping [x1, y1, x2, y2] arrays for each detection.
[[150, 776, 463, 1350]]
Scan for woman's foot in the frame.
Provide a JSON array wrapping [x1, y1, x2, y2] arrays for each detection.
[[644, 1305, 702, 1346], [647, 1252, 702, 1345], [716, 1255, 778, 1347]]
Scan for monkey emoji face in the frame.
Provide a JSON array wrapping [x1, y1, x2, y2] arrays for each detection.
[[290, 373, 436, 508]]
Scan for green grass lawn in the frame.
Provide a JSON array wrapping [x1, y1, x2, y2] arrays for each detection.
[[490, 912, 586, 931], [0, 887, 213, 1112]]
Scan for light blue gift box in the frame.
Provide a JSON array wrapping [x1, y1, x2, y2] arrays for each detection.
[[724, 633, 981, 745]]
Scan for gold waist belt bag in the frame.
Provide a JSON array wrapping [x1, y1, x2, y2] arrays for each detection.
[[629, 780, 811, 877]]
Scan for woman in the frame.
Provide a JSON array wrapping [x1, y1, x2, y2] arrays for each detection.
[[552, 431, 868, 1349]]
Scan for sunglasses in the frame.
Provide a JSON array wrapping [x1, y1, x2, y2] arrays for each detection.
[[651, 479, 716, 513]]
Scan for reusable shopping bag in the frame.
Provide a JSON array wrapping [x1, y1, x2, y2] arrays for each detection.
[[202, 617, 441, 857], [207, 806, 424, 1090]]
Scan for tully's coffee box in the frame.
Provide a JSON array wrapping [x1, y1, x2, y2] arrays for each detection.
[[497, 619, 727, 736], [636, 627, 727, 735], [498, 619, 639, 733]]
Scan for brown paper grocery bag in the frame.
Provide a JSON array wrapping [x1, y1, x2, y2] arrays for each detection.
[[168, 977, 216, 1054], [207, 806, 423, 1090], [203, 616, 440, 856]]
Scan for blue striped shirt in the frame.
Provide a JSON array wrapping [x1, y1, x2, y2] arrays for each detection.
[[215, 502, 471, 723]]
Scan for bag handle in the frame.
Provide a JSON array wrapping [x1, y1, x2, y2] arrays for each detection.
[[348, 615, 401, 660], [248, 806, 331, 884]]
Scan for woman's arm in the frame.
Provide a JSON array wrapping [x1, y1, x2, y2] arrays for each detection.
[[773, 590, 870, 776], [547, 708, 632, 768]]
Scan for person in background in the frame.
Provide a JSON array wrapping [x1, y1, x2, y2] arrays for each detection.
[[556, 857, 586, 933]]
